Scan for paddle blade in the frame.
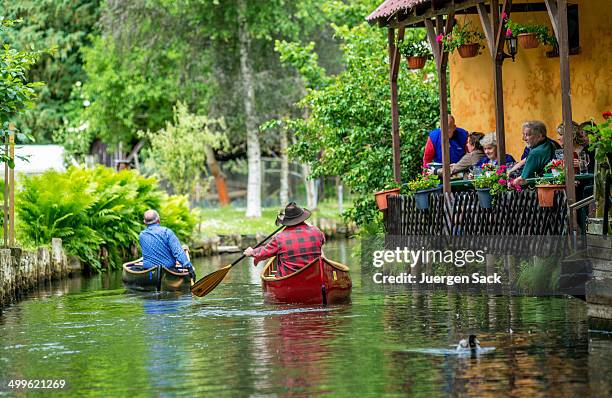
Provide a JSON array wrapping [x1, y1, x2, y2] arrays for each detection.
[[190, 265, 232, 297]]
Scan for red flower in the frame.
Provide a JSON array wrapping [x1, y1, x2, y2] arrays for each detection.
[[603, 111, 612, 119], [498, 179, 507, 185], [436, 34, 444, 43], [506, 28, 513, 37], [501, 11, 508, 19]]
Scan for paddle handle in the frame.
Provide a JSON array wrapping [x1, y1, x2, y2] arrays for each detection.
[[229, 225, 284, 268]]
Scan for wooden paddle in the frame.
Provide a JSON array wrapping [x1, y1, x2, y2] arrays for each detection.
[[190, 226, 284, 297]]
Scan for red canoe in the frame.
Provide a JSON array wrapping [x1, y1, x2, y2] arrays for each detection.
[[260, 256, 352, 305]]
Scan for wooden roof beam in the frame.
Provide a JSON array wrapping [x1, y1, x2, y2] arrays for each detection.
[[389, 0, 485, 28]]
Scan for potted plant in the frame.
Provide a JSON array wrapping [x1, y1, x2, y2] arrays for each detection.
[[374, 183, 401, 211], [406, 170, 441, 210], [584, 112, 612, 226], [399, 40, 431, 69], [505, 18, 555, 49], [535, 159, 565, 207], [441, 20, 485, 58], [472, 164, 509, 208]]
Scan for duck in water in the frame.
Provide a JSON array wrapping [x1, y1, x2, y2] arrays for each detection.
[[456, 334, 480, 351]]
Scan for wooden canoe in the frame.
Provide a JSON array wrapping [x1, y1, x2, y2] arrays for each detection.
[[261, 256, 352, 305], [122, 259, 192, 292]]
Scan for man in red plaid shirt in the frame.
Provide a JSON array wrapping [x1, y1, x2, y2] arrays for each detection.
[[243, 202, 325, 277]]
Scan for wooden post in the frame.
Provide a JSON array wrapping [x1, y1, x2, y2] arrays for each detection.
[[8, 130, 14, 247], [479, 0, 511, 166], [546, 0, 577, 232], [426, 15, 455, 194], [389, 27, 405, 184], [3, 128, 8, 248]]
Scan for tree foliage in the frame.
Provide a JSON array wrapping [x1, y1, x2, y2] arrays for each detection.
[[0, 0, 100, 142], [0, 18, 47, 165], [142, 102, 228, 197]]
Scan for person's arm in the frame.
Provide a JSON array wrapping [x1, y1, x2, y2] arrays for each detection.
[[244, 236, 279, 265], [450, 152, 475, 175], [423, 137, 435, 166], [508, 158, 525, 173], [167, 229, 192, 268]]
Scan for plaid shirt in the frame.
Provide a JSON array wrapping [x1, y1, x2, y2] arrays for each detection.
[[139, 224, 192, 269], [252, 223, 325, 277]]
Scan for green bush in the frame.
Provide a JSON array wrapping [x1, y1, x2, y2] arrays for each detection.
[[17, 166, 195, 271]]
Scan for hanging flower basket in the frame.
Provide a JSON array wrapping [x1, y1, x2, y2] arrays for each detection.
[[518, 32, 539, 49], [414, 187, 441, 210], [476, 188, 493, 208], [457, 43, 480, 58], [407, 56, 427, 70], [374, 188, 401, 211], [536, 184, 565, 207]]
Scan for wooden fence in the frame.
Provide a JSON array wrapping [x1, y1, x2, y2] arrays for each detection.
[[384, 190, 568, 236]]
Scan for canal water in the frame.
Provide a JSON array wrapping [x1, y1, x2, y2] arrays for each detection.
[[0, 240, 611, 397]]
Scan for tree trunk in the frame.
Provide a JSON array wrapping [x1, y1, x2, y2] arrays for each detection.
[[238, 0, 261, 218], [302, 163, 318, 209], [280, 128, 289, 206], [205, 145, 230, 206], [336, 176, 343, 214]]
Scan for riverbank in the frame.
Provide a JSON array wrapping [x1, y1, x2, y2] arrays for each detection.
[[0, 238, 81, 308], [191, 205, 357, 256]]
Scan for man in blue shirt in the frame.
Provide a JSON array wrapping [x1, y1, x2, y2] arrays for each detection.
[[139, 209, 195, 280], [422, 114, 468, 167]]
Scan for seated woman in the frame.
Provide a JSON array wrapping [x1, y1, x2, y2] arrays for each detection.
[[475, 133, 516, 168], [557, 121, 594, 173], [436, 132, 485, 177]]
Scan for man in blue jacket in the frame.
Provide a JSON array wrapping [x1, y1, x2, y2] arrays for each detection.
[[422, 115, 468, 167], [139, 209, 195, 280]]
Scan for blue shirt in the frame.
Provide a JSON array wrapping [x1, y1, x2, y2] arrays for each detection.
[[139, 224, 192, 270], [475, 154, 516, 168], [429, 127, 468, 164]]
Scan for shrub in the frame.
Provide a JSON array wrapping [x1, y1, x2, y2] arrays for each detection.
[[17, 166, 195, 271]]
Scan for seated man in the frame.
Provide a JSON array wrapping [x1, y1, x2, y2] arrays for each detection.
[[514, 121, 556, 185], [243, 202, 325, 277], [139, 209, 195, 280], [422, 114, 468, 167], [509, 126, 561, 177]]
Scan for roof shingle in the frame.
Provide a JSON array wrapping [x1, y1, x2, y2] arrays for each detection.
[[366, 0, 429, 23]]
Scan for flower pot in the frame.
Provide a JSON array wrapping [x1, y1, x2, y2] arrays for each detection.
[[476, 188, 493, 208], [518, 33, 539, 49], [374, 187, 401, 211], [414, 187, 441, 210], [407, 56, 427, 70], [457, 43, 480, 58], [536, 184, 565, 207]]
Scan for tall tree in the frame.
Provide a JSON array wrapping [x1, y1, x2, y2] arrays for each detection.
[[0, 0, 101, 143]]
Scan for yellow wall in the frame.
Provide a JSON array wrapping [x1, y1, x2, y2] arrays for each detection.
[[449, 0, 612, 159]]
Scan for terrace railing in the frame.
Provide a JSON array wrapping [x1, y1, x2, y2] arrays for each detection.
[[384, 190, 568, 236]]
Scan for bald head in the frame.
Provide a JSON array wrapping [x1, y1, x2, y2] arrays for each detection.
[[448, 114, 457, 137], [144, 209, 160, 225]]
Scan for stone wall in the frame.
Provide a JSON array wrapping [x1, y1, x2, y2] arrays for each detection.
[[0, 238, 81, 308]]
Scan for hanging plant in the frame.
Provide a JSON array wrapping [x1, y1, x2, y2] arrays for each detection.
[[504, 17, 556, 49], [399, 40, 432, 69], [440, 20, 485, 58]]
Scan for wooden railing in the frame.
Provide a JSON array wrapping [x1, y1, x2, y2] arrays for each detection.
[[384, 190, 568, 236]]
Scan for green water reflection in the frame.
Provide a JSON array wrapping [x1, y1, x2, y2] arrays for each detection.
[[0, 240, 610, 397]]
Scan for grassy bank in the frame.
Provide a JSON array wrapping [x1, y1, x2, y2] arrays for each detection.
[[195, 201, 349, 238]]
